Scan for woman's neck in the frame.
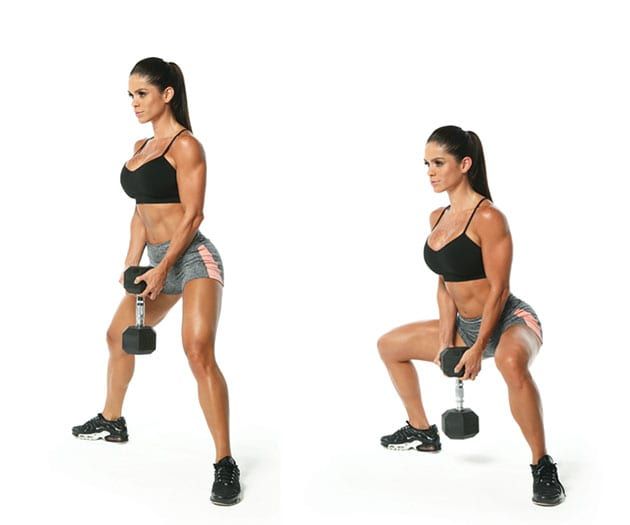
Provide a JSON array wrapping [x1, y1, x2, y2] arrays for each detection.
[[446, 185, 482, 213], [151, 113, 184, 139]]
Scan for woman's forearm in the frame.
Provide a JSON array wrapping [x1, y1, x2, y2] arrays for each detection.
[[155, 212, 203, 272], [437, 278, 457, 348], [124, 209, 147, 266], [474, 287, 510, 351]]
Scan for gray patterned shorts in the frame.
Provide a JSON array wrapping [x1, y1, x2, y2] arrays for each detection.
[[146, 231, 224, 295], [456, 293, 543, 358]]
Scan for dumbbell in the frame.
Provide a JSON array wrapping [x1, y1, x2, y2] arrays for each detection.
[[439, 346, 479, 439], [122, 266, 156, 355]]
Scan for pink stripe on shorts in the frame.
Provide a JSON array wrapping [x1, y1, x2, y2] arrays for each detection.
[[197, 244, 224, 285]]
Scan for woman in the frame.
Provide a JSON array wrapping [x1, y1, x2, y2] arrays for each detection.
[[377, 125, 565, 506], [71, 57, 240, 506]]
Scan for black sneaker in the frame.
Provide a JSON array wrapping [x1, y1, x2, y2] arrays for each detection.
[[531, 455, 566, 506], [211, 456, 241, 506], [381, 421, 441, 452], [72, 413, 129, 443]]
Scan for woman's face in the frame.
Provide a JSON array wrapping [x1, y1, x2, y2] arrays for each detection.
[[127, 74, 173, 124], [424, 141, 472, 193]]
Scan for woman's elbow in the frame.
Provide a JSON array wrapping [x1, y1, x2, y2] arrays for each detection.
[[191, 212, 204, 230], [492, 285, 510, 302]]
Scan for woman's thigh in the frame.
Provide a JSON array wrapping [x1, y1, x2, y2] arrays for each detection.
[[181, 278, 222, 354], [494, 323, 541, 370], [106, 292, 182, 351], [378, 319, 467, 363]]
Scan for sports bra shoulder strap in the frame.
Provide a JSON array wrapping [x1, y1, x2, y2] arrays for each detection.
[[135, 137, 153, 154], [463, 197, 487, 233], [163, 128, 188, 155], [431, 205, 450, 231]]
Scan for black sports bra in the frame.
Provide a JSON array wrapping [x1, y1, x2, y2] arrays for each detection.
[[423, 197, 487, 282], [120, 128, 188, 204]]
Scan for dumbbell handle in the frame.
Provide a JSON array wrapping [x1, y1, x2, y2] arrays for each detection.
[[455, 378, 464, 411], [135, 295, 145, 327]]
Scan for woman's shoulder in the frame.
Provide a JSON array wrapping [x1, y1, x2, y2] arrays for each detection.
[[475, 199, 510, 234], [169, 130, 204, 158], [477, 198, 505, 220], [132, 137, 150, 152], [429, 205, 448, 228]]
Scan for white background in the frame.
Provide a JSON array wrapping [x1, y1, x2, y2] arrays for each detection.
[[1, 1, 627, 523]]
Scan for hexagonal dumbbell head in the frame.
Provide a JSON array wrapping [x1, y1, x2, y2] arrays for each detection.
[[441, 408, 479, 439], [122, 326, 156, 355]]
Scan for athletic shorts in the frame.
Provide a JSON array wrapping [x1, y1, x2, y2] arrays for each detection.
[[455, 293, 543, 359], [146, 231, 224, 295]]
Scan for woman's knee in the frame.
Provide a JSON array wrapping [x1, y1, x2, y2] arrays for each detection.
[[377, 331, 396, 362], [495, 326, 538, 386], [183, 339, 218, 373], [106, 326, 121, 349], [378, 321, 439, 363], [495, 351, 530, 387], [377, 328, 411, 363]]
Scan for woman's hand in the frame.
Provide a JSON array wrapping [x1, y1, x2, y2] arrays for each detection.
[[434, 341, 455, 368], [134, 266, 168, 300], [433, 348, 445, 367], [119, 265, 131, 288], [454, 345, 484, 380]]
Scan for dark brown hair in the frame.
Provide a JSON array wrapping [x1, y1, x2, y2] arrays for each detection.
[[427, 125, 492, 200], [130, 57, 192, 132]]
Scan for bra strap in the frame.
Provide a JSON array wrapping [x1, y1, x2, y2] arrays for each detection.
[[162, 128, 188, 155], [463, 197, 487, 233], [431, 205, 450, 230], [134, 137, 153, 154]]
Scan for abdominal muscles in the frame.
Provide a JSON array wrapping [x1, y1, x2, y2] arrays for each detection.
[[137, 203, 186, 244], [446, 278, 494, 318]]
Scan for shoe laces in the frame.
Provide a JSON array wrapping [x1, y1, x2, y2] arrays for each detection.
[[82, 415, 102, 429], [534, 462, 559, 486], [391, 423, 414, 440], [392, 421, 431, 440], [215, 463, 239, 485]]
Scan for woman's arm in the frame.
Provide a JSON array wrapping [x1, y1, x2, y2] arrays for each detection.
[[437, 275, 458, 349], [429, 207, 457, 357], [470, 206, 512, 351], [123, 139, 150, 267], [124, 207, 147, 267], [453, 205, 512, 379], [154, 134, 206, 273]]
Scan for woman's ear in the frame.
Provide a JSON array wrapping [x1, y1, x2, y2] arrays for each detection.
[[162, 86, 175, 104], [461, 155, 473, 174]]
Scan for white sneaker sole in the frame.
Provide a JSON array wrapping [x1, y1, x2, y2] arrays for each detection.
[[385, 440, 441, 452], [74, 431, 128, 442], [387, 440, 422, 451], [76, 431, 111, 440]]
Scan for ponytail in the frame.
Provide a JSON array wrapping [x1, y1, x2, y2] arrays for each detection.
[[465, 131, 491, 200], [166, 62, 192, 131]]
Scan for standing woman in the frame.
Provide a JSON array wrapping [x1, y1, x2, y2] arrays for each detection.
[[72, 57, 241, 506], [377, 125, 565, 506]]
